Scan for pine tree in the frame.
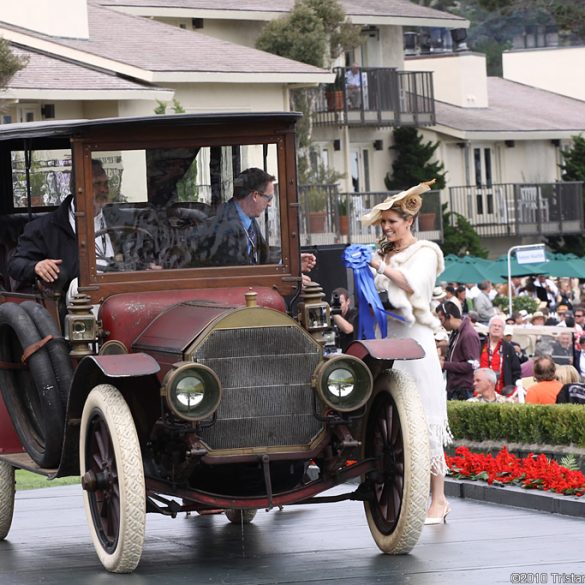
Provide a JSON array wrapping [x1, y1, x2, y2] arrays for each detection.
[[441, 204, 489, 257], [385, 127, 447, 190], [546, 135, 585, 255], [560, 135, 585, 182]]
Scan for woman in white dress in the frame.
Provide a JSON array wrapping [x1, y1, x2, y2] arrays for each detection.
[[361, 180, 452, 524]]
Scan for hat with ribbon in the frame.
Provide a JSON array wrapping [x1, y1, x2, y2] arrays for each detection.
[[360, 179, 435, 226]]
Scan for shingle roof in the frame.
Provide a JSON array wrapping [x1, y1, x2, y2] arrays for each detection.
[[0, 2, 328, 76], [435, 78, 585, 137], [98, 0, 467, 24], [6, 45, 163, 91]]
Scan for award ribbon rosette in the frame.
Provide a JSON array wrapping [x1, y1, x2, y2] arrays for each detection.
[[343, 244, 405, 340]]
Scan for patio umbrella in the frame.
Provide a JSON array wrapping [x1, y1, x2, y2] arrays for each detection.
[[437, 255, 494, 284], [538, 253, 585, 278], [493, 254, 547, 279]]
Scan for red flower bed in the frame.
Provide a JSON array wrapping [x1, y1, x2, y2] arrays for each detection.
[[446, 446, 585, 497]]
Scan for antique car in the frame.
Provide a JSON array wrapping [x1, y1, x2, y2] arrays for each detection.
[[0, 112, 429, 573]]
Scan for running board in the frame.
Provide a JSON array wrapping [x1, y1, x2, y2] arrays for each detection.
[[0, 452, 58, 477]]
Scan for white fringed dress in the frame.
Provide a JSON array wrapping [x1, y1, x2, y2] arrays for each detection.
[[374, 240, 452, 475]]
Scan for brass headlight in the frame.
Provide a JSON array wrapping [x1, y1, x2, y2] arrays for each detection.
[[163, 363, 222, 422], [313, 355, 373, 412]]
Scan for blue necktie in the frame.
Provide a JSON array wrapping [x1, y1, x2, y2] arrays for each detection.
[[247, 223, 257, 264]]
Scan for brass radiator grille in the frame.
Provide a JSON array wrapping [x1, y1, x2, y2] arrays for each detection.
[[194, 326, 322, 450]]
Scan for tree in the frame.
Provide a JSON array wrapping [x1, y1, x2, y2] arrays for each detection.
[[441, 204, 489, 257], [385, 127, 447, 190], [0, 38, 28, 90], [476, 0, 585, 42], [546, 135, 585, 255], [256, 0, 361, 183], [256, 0, 361, 69], [154, 99, 186, 115]]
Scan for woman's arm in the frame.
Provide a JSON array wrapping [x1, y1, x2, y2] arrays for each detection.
[[369, 256, 413, 294]]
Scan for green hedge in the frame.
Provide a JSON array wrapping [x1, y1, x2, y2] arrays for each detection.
[[447, 402, 585, 448]]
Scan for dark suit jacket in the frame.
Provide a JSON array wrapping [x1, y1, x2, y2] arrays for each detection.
[[197, 199, 268, 266], [8, 195, 78, 290]]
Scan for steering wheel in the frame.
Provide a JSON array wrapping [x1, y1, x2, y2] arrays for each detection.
[[95, 225, 156, 271]]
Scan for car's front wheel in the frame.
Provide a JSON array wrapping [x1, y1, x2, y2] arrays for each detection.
[[0, 460, 15, 540], [363, 369, 429, 554], [80, 384, 145, 573]]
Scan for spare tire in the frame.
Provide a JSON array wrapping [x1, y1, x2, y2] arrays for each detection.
[[20, 301, 73, 406], [0, 303, 65, 467]]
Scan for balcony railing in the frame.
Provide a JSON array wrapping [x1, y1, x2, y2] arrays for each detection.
[[448, 182, 584, 238], [312, 67, 435, 128], [298, 186, 442, 246]]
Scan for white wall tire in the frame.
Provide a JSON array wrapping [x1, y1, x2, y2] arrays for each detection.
[[80, 384, 146, 573], [225, 509, 257, 524], [363, 369, 430, 554], [0, 461, 15, 540]]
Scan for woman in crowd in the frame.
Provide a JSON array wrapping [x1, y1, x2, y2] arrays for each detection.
[[362, 180, 452, 525]]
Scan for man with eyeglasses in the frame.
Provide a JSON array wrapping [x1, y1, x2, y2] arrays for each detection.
[[198, 167, 317, 281], [9, 159, 115, 291], [199, 167, 274, 266]]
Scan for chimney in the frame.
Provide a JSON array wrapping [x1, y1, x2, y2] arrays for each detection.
[[1, 0, 89, 39]]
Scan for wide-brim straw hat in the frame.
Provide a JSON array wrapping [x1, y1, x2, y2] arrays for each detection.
[[360, 179, 435, 226]]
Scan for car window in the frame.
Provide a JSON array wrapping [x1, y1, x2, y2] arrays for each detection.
[[89, 143, 282, 272], [11, 149, 72, 208]]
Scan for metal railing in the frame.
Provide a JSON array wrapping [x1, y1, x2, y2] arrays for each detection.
[[312, 67, 435, 128], [448, 182, 584, 238], [298, 186, 443, 246]]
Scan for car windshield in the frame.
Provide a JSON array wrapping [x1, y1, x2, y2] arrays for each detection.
[[89, 144, 282, 272]]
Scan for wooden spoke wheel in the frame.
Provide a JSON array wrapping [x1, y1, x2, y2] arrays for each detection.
[[80, 384, 145, 573], [363, 369, 429, 554]]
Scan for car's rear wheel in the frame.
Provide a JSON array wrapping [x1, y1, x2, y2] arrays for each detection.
[[0, 460, 15, 540], [225, 509, 257, 524], [80, 384, 145, 573], [363, 369, 429, 554]]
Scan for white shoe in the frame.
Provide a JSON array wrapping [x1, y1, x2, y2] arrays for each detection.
[[424, 504, 451, 525]]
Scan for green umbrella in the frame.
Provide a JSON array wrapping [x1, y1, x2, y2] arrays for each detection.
[[438, 255, 494, 284], [538, 253, 585, 278], [493, 255, 547, 279]]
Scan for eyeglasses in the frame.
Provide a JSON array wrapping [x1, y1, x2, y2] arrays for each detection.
[[256, 190, 274, 203]]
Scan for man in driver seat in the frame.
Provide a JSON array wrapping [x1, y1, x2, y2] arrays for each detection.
[[198, 167, 274, 266], [8, 159, 116, 291]]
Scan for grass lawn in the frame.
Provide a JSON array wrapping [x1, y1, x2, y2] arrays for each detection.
[[15, 469, 80, 491]]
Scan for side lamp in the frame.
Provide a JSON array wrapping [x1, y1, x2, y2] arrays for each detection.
[[297, 281, 331, 345], [65, 293, 98, 357]]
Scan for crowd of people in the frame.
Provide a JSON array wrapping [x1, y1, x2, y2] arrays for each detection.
[[429, 274, 585, 405]]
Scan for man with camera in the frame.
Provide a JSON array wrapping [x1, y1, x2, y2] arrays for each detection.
[[331, 287, 358, 351]]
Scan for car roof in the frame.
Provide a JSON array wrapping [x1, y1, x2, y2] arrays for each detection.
[[0, 112, 301, 142]]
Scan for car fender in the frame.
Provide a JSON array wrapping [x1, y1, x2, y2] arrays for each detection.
[[67, 353, 160, 419], [54, 353, 161, 478], [345, 338, 425, 379]]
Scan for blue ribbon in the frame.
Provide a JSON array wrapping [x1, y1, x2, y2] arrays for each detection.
[[343, 244, 406, 340]]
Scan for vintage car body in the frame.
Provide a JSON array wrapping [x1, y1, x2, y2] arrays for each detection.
[[0, 113, 429, 573]]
